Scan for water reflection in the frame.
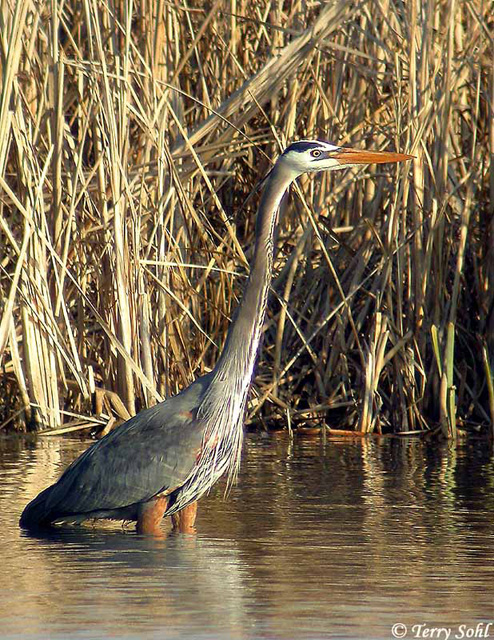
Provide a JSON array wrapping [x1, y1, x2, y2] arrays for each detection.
[[15, 529, 248, 638], [1, 434, 493, 639]]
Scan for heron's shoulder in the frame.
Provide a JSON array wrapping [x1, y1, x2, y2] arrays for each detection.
[[102, 373, 214, 438], [146, 372, 213, 423]]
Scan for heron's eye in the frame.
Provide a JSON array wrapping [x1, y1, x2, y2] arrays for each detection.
[[311, 149, 322, 158]]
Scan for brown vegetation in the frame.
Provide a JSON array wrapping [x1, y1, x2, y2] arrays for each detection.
[[0, 0, 492, 438]]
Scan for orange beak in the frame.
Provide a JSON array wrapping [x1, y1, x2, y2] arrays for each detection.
[[332, 147, 414, 165]]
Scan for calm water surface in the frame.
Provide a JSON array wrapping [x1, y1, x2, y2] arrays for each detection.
[[1, 433, 493, 639]]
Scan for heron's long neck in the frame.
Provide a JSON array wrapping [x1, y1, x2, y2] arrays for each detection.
[[213, 164, 293, 385]]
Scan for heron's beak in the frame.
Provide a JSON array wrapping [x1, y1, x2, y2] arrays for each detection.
[[332, 147, 414, 166]]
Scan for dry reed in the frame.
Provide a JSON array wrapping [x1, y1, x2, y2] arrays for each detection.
[[0, 0, 492, 438]]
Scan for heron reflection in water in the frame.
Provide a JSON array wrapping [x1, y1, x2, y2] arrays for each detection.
[[20, 140, 412, 535]]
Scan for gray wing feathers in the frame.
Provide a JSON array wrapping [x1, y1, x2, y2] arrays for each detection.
[[40, 378, 210, 519]]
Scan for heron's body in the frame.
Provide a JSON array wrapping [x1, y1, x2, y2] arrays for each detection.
[[20, 140, 411, 534]]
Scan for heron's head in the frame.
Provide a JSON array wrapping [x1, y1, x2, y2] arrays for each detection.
[[278, 139, 413, 178]]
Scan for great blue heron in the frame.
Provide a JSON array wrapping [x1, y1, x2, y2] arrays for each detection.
[[20, 140, 412, 535]]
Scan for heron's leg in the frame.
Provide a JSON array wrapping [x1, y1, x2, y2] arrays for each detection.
[[171, 501, 198, 533], [136, 495, 168, 535]]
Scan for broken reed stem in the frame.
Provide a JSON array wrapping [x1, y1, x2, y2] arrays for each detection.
[[0, 0, 491, 439]]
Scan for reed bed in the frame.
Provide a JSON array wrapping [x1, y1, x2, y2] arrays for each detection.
[[0, 0, 492, 439]]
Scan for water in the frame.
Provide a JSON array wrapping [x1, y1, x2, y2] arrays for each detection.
[[1, 433, 493, 639]]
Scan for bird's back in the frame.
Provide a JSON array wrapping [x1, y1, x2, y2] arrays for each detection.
[[20, 375, 212, 530]]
